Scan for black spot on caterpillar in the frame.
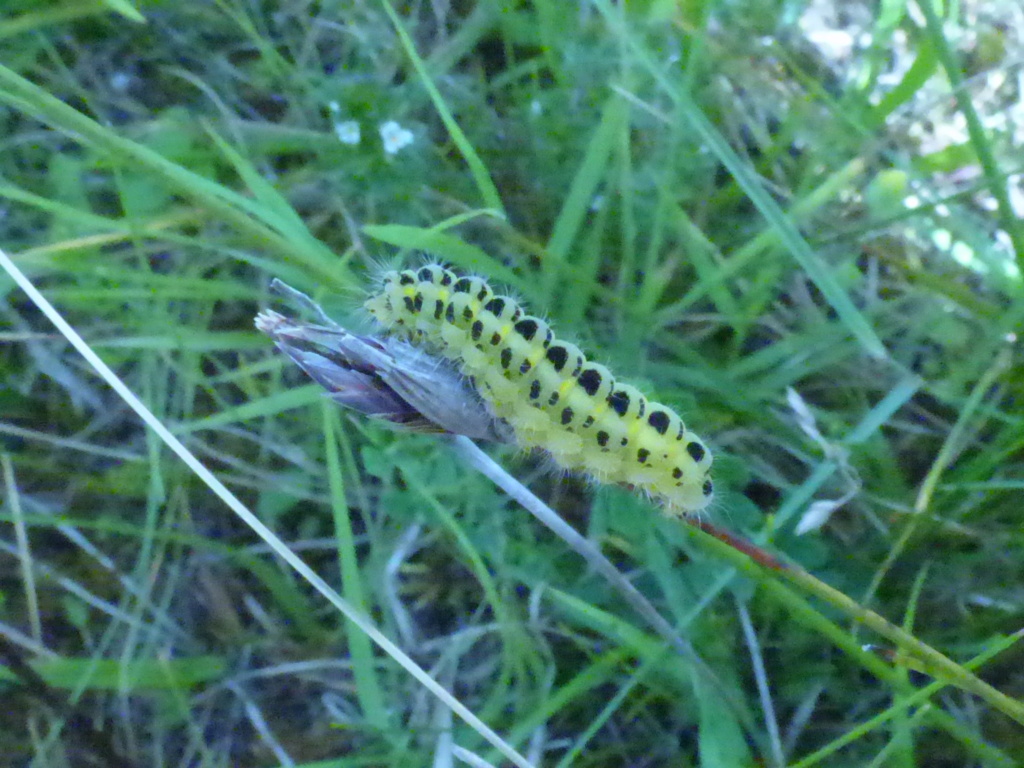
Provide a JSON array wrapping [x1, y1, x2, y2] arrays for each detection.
[[364, 264, 714, 515]]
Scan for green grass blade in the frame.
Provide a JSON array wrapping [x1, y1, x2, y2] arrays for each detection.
[[377, 0, 505, 215]]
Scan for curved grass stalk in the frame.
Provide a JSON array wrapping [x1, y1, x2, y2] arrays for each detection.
[[685, 518, 1024, 729]]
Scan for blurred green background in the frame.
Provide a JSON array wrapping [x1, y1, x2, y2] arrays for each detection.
[[1, 0, 1023, 766]]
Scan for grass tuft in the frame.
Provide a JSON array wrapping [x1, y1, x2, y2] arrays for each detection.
[[2, 1, 1024, 765]]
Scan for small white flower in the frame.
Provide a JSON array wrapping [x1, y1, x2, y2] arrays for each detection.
[[334, 120, 361, 146], [326, 101, 360, 146], [379, 120, 414, 155]]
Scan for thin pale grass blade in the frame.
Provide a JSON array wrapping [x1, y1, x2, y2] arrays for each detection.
[[450, 436, 756, 732], [0, 247, 534, 768]]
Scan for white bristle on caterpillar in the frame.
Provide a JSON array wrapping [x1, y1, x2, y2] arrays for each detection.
[[364, 263, 713, 516]]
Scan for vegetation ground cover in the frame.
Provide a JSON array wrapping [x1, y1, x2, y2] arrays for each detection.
[[1, 1, 1023, 766]]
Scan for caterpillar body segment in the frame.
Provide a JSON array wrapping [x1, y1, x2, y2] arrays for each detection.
[[364, 264, 714, 515]]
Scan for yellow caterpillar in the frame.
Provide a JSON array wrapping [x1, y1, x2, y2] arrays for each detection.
[[364, 264, 713, 515]]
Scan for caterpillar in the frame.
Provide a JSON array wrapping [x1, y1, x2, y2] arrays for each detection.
[[364, 264, 714, 516]]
